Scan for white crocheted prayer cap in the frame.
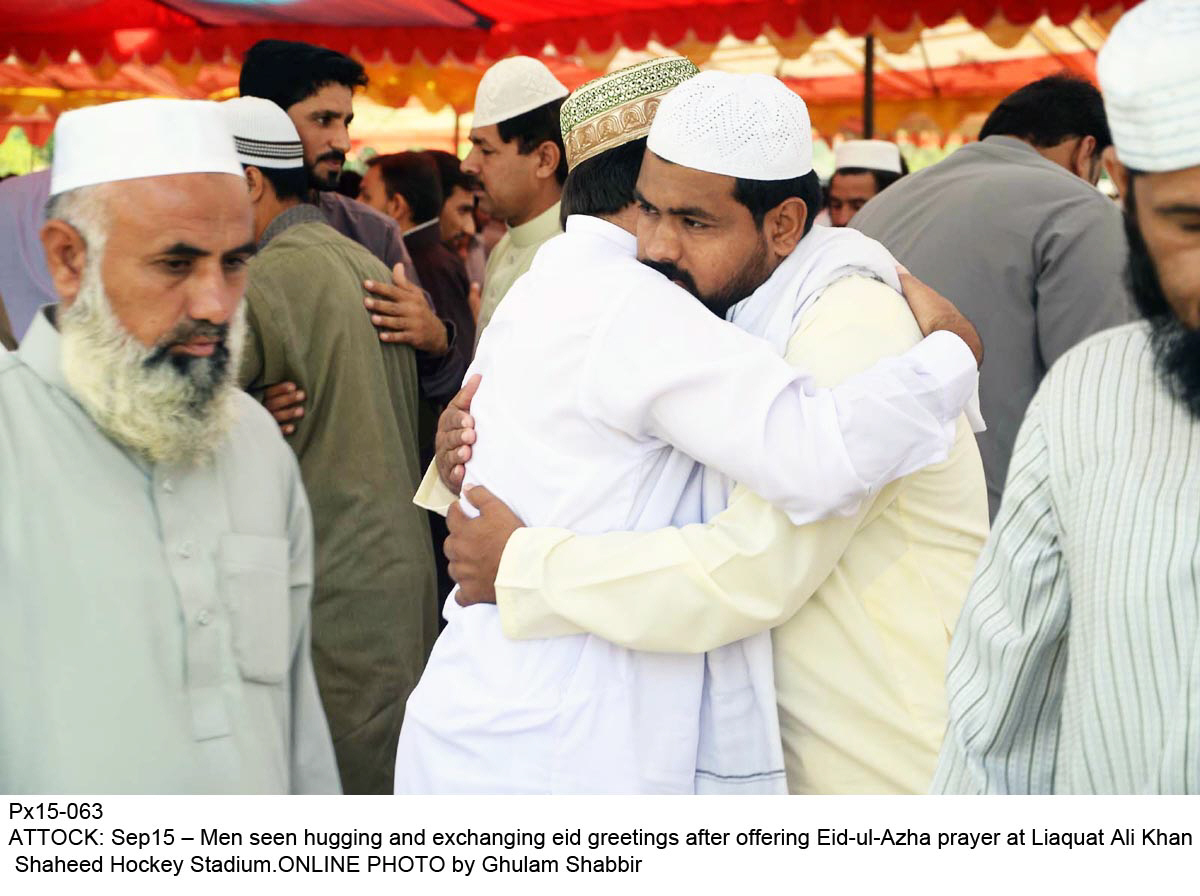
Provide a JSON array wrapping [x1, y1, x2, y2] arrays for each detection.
[[221, 96, 304, 169], [51, 98, 243, 196], [473, 56, 569, 128], [1098, 0, 1200, 173], [835, 139, 902, 173], [647, 70, 813, 180]]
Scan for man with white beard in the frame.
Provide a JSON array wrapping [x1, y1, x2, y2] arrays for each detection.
[[0, 98, 340, 794]]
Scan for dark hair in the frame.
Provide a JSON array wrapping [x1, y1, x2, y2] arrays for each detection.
[[495, 98, 568, 185], [832, 154, 909, 194], [559, 137, 646, 226], [424, 149, 478, 196], [979, 73, 1112, 151], [253, 164, 309, 202], [336, 168, 362, 198], [369, 152, 443, 223], [732, 170, 823, 235], [239, 39, 368, 110]]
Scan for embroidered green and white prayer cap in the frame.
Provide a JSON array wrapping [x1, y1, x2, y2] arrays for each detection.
[[560, 56, 700, 172]]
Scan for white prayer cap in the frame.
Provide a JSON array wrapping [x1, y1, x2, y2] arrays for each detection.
[[834, 139, 902, 173], [50, 98, 243, 196], [1097, 0, 1200, 173], [221, 96, 304, 169], [647, 70, 812, 180], [472, 56, 569, 129]]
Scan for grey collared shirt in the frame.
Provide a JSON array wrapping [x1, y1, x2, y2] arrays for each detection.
[[852, 136, 1134, 518], [0, 309, 340, 794]]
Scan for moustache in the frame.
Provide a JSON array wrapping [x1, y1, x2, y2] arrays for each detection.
[[640, 258, 699, 297], [317, 150, 346, 166], [145, 320, 229, 371]]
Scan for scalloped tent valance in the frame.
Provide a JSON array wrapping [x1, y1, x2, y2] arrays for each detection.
[[0, 0, 1139, 66]]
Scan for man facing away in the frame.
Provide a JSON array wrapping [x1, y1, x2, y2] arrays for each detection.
[[399, 65, 986, 794], [463, 56, 569, 346], [0, 98, 339, 793], [935, 0, 1200, 794], [222, 98, 437, 795], [852, 74, 1133, 518]]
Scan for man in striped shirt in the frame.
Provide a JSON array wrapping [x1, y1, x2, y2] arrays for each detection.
[[935, 0, 1200, 794]]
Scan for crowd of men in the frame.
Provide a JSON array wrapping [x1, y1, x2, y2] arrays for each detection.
[[1, 0, 1198, 795]]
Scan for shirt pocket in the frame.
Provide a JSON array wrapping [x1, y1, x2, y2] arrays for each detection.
[[217, 533, 291, 685]]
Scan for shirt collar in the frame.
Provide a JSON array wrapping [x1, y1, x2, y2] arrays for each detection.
[[259, 202, 326, 250], [403, 218, 441, 238], [508, 201, 562, 249], [564, 214, 637, 255], [17, 305, 71, 395]]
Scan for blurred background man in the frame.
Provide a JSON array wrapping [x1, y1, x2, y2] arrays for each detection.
[[463, 56, 568, 345], [826, 139, 908, 227]]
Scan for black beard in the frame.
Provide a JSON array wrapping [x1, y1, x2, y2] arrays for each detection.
[[640, 238, 773, 318], [143, 319, 232, 411], [1125, 202, 1200, 419], [309, 151, 346, 191]]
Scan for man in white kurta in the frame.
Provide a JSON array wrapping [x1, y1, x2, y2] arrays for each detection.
[[396, 65, 981, 794], [0, 98, 339, 794]]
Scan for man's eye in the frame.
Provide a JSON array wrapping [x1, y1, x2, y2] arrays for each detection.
[[160, 258, 193, 273], [637, 202, 657, 216], [683, 218, 707, 230], [224, 256, 250, 272]]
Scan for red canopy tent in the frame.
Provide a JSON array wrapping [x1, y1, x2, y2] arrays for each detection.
[[1, 0, 1139, 66], [0, 0, 1141, 154]]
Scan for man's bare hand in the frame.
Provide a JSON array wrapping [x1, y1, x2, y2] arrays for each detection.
[[365, 262, 449, 356], [264, 381, 305, 436], [447, 486, 525, 606], [435, 374, 481, 494], [898, 266, 984, 368]]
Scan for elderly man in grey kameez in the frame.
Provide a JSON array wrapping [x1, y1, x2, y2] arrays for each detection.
[[0, 97, 340, 794]]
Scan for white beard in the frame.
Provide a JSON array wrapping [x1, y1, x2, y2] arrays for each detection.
[[58, 246, 247, 469]]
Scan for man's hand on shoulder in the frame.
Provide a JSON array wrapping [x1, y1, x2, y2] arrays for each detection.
[[898, 267, 984, 368], [435, 374, 481, 494], [365, 262, 449, 356], [447, 486, 525, 606]]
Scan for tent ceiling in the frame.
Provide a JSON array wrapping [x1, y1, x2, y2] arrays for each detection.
[[0, 0, 1138, 65]]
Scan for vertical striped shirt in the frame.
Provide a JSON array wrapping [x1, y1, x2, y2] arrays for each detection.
[[934, 322, 1200, 794]]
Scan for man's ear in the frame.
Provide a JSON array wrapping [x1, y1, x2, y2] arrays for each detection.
[[1071, 135, 1098, 182], [388, 192, 410, 224], [1104, 147, 1130, 207], [244, 166, 267, 203], [533, 140, 562, 181], [763, 197, 808, 258], [40, 219, 89, 307]]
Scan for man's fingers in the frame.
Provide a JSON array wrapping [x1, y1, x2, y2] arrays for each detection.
[[450, 374, 482, 413], [392, 261, 408, 286], [264, 387, 305, 412], [464, 485, 498, 510]]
